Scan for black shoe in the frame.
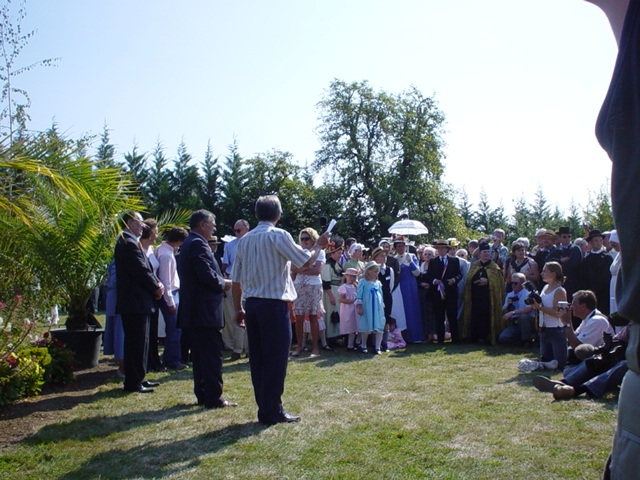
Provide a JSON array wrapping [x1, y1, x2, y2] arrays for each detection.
[[124, 386, 154, 393], [261, 412, 301, 425], [374, 349, 382, 355], [359, 346, 368, 354], [142, 380, 160, 388], [322, 345, 333, 351], [230, 352, 241, 361], [346, 347, 357, 352]]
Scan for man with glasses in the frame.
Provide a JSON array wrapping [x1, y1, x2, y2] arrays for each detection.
[[498, 273, 535, 347], [115, 211, 165, 393], [221, 219, 251, 361]]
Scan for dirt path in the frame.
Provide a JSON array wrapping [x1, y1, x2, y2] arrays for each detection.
[[0, 359, 118, 448]]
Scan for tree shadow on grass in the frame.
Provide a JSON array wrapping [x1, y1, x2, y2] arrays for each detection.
[[57, 421, 267, 480]]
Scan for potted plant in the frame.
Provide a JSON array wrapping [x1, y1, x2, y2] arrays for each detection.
[[0, 134, 143, 367]]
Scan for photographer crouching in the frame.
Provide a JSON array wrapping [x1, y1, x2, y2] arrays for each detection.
[[499, 273, 535, 347]]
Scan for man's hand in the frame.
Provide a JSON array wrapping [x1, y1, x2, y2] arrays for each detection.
[[234, 309, 246, 328], [168, 305, 177, 314], [154, 283, 165, 300], [224, 279, 232, 292], [316, 231, 331, 248]]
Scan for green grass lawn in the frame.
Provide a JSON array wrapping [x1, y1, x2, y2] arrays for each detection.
[[0, 342, 617, 479]]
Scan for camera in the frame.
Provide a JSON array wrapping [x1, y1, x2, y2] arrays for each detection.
[[507, 295, 518, 312], [522, 281, 542, 305]]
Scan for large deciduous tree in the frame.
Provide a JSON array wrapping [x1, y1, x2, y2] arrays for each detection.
[[314, 79, 461, 243]]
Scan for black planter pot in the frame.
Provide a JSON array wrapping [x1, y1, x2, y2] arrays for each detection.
[[50, 328, 104, 369]]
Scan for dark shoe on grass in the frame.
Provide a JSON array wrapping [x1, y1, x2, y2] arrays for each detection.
[[532, 376, 564, 393]]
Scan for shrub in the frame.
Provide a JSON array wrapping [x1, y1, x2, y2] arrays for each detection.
[[31, 332, 75, 386], [0, 296, 75, 406]]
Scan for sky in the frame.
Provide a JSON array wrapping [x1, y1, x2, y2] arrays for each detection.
[[12, 0, 618, 216]]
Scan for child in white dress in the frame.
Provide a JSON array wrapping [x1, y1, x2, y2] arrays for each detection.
[[338, 268, 359, 351]]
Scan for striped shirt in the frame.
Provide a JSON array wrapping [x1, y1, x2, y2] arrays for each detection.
[[232, 221, 311, 301]]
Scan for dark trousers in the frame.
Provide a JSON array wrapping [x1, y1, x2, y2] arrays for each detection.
[[146, 308, 162, 371], [185, 326, 224, 407], [244, 298, 291, 423], [121, 313, 150, 390], [433, 293, 459, 343], [159, 293, 182, 367]]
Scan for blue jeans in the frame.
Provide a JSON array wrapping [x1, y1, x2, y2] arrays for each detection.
[[564, 360, 628, 398], [160, 291, 182, 367], [539, 327, 568, 370], [498, 315, 534, 345]]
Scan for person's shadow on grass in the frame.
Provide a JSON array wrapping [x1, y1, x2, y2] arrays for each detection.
[[56, 421, 267, 479]]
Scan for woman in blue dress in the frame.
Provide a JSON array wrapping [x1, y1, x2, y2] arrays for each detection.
[[392, 236, 424, 343]]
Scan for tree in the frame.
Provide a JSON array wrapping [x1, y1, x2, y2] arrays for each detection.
[[123, 143, 148, 193], [457, 188, 476, 230], [0, 134, 143, 329], [199, 140, 221, 213], [565, 201, 584, 238], [243, 149, 320, 233], [511, 195, 535, 240], [170, 139, 201, 211], [219, 139, 249, 233], [146, 140, 173, 216], [314, 79, 459, 243], [530, 186, 553, 228], [585, 186, 614, 232], [94, 121, 118, 169], [0, 0, 58, 142]]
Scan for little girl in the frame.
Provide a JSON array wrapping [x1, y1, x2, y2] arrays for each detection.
[[386, 319, 406, 350], [338, 267, 359, 351], [355, 261, 385, 354]]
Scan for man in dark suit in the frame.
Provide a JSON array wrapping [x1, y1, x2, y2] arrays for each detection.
[[114, 211, 164, 393], [425, 239, 463, 343], [577, 229, 613, 315], [547, 226, 583, 300], [177, 210, 236, 409]]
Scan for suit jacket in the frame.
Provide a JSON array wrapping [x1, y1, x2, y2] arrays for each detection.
[[114, 231, 161, 315], [177, 231, 227, 329], [385, 255, 401, 291], [425, 256, 463, 299]]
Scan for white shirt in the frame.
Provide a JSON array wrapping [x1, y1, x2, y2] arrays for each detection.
[[575, 309, 614, 347], [232, 221, 311, 301], [293, 249, 326, 286], [155, 241, 179, 307]]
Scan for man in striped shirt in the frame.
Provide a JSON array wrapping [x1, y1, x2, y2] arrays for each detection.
[[232, 195, 330, 425]]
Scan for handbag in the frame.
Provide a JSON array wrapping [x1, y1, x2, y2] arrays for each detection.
[[330, 311, 340, 324]]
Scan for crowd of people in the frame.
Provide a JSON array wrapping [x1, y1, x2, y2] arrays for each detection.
[[284, 226, 619, 362], [102, 207, 626, 408]]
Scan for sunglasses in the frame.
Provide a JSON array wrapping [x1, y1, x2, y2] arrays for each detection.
[[234, 228, 244, 233], [511, 282, 521, 285], [300, 237, 311, 242]]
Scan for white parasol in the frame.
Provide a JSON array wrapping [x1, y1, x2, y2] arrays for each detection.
[[388, 219, 429, 236]]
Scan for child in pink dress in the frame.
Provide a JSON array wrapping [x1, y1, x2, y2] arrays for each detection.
[[387, 318, 406, 350], [337, 268, 359, 351]]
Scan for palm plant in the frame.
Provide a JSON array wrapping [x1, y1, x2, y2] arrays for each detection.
[[0, 134, 143, 330]]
